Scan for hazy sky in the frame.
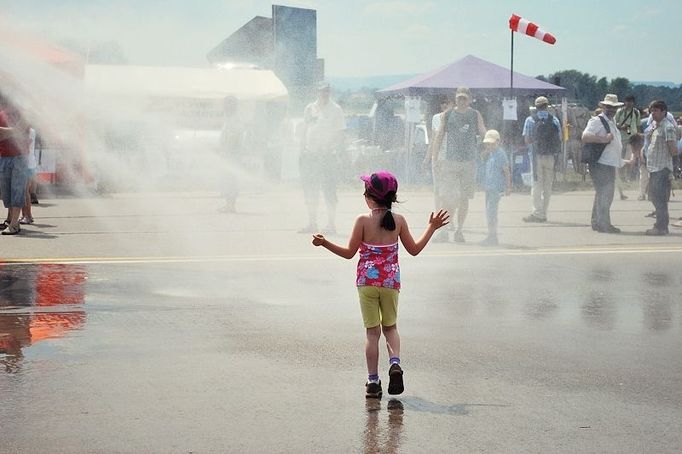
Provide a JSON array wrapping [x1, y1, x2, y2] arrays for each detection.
[[2, 0, 679, 82]]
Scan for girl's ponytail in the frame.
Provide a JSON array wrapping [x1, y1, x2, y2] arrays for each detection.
[[380, 191, 396, 231]]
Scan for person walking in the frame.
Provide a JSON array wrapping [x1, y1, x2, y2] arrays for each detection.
[[581, 94, 624, 233], [429, 87, 486, 243], [311, 170, 449, 398], [522, 96, 561, 223]]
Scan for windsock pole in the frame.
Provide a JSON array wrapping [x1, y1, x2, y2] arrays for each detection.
[[510, 29, 514, 96]]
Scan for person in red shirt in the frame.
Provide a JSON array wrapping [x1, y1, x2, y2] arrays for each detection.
[[0, 97, 30, 235]]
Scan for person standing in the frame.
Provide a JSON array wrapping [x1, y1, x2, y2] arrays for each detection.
[[522, 96, 561, 223], [218, 96, 244, 213], [430, 87, 486, 243], [644, 100, 678, 235], [614, 95, 641, 200], [479, 130, 511, 246], [0, 99, 29, 235], [625, 133, 647, 202], [299, 81, 346, 234], [423, 97, 452, 242], [581, 94, 624, 233], [20, 126, 37, 225]]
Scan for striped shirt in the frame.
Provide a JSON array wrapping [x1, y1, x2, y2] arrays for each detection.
[[646, 118, 678, 173]]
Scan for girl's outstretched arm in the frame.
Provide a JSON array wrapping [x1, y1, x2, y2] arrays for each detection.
[[399, 210, 449, 256], [312, 216, 364, 259]]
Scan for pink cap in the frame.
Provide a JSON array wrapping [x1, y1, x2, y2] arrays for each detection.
[[360, 170, 398, 199]]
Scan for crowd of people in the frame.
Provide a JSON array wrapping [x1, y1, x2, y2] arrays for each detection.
[[292, 84, 681, 245], [581, 96, 682, 235], [417, 88, 682, 243], [0, 96, 39, 236]]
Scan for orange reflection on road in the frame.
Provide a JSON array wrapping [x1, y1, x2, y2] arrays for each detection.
[[0, 263, 87, 372]]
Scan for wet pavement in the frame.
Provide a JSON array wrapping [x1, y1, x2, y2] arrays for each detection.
[[1, 187, 682, 453]]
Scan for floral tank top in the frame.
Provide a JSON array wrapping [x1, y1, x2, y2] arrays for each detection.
[[356, 242, 400, 290]]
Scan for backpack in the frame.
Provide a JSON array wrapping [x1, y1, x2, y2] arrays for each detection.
[[532, 114, 561, 155]]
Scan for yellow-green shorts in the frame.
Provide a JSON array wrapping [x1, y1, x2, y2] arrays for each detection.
[[358, 286, 400, 328]]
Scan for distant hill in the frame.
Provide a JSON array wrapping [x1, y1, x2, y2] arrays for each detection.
[[632, 81, 679, 88], [328, 74, 418, 91]]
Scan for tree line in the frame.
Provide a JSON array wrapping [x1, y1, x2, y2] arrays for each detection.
[[536, 70, 682, 112]]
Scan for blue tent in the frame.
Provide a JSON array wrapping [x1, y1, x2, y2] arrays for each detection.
[[376, 54, 565, 98]]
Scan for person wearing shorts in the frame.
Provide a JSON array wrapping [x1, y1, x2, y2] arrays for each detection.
[[429, 87, 486, 243], [312, 170, 449, 398], [358, 286, 399, 329], [0, 101, 29, 235]]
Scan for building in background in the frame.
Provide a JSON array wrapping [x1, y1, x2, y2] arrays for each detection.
[[207, 4, 323, 110]]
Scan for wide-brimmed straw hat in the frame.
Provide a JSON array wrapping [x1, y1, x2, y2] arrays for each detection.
[[599, 94, 624, 107]]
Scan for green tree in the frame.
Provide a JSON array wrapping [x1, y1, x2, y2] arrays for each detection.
[[609, 77, 631, 100], [536, 70, 682, 111], [596, 77, 609, 101]]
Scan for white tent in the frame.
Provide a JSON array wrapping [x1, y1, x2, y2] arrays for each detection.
[[84, 64, 288, 101]]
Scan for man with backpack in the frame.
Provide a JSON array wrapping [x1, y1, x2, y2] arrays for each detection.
[[522, 96, 562, 223], [581, 94, 624, 234]]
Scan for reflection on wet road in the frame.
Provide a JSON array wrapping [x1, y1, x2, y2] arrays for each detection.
[[363, 399, 404, 454], [0, 264, 87, 373], [0, 253, 680, 452]]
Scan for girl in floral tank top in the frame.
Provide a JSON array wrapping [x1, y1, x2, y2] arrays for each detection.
[[356, 242, 400, 289], [312, 170, 449, 399]]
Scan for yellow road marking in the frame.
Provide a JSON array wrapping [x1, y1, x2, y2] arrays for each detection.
[[1, 244, 681, 265]]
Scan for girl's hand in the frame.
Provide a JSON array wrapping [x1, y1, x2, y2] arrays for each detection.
[[429, 210, 450, 230], [312, 234, 326, 246]]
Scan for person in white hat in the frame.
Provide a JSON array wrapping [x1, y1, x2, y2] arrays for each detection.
[[479, 129, 511, 245], [581, 94, 625, 233], [522, 96, 562, 223]]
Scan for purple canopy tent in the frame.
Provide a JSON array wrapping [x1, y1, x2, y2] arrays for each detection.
[[376, 54, 565, 98], [374, 55, 567, 184]]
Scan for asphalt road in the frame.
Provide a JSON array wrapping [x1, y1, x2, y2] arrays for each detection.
[[1, 185, 681, 453]]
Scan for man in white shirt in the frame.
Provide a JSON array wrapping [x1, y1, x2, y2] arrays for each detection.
[[581, 94, 624, 233], [298, 82, 346, 234]]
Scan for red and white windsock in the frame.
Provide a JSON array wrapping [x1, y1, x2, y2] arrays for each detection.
[[509, 14, 556, 45]]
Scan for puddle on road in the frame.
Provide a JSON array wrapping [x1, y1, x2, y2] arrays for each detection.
[[0, 264, 87, 373]]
